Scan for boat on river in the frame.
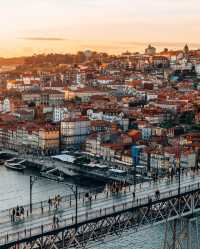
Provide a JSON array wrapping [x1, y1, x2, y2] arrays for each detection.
[[40, 167, 64, 182], [4, 158, 26, 172]]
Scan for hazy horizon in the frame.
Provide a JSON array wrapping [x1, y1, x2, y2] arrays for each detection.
[[0, 41, 200, 59]]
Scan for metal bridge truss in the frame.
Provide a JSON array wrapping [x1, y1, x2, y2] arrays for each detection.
[[163, 217, 200, 249], [5, 189, 200, 249]]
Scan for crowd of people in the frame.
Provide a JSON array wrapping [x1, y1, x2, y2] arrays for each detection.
[[10, 206, 25, 222], [7, 180, 167, 228], [107, 181, 130, 195], [9, 194, 62, 224], [48, 195, 62, 210]]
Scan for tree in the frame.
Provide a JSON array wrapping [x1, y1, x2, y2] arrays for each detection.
[[179, 111, 195, 125]]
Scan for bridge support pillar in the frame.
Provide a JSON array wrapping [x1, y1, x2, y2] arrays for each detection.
[[163, 216, 199, 249]]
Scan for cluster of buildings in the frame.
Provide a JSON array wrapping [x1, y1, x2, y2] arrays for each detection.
[[0, 45, 200, 175]]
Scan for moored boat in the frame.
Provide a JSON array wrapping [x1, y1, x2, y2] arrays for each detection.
[[4, 158, 26, 171], [5, 162, 26, 171], [40, 171, 64, 181], [40, 167, 64, 181]]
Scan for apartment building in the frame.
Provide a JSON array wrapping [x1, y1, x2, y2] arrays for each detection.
[[0, 122, 60, 154], [61, 116, 91, 148], [22, 89, 65, 106]]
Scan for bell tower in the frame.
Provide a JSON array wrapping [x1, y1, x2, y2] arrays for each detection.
[[183, 44, 189, 54]]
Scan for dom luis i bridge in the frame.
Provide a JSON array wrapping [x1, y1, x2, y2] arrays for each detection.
[[1, 170, 200, 249]]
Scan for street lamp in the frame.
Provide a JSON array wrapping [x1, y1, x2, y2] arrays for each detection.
[[30, 176, 38, 214], [69, 185, 78, 229], [177, 158, 181, 196], [156, 155, 159, 180]]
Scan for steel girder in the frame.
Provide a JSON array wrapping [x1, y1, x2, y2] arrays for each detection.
[[5, 190, 200, 249]]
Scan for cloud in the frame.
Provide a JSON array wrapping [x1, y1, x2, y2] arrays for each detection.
[[20, 37, 66, 41]]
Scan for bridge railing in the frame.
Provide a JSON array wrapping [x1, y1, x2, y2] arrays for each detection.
[[1, 181, 200, 246], [0, 189, 97, 226], [0, 179, 152, 227]]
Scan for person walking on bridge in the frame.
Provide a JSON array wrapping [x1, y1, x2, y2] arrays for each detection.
[[53, 214, 56, 229], [57, 194, 61, 206], [48, 198, 52, 211], [16, 206, 20, 220], [20, 206, 24, 219], [155, 190, 160, 200], [89, 195, 92, 208], [11, 208, 15, 222], [56, 216, 59, 228], [132, 192, 135, 201]]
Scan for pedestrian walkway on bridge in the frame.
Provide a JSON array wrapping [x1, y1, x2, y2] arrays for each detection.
[[0, 169, 200, 247]]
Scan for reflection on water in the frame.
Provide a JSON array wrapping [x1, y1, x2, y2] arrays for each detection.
[[93, 226, 164, 249]]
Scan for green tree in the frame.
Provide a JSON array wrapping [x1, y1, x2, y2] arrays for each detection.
[[179, 111, 195, 125]]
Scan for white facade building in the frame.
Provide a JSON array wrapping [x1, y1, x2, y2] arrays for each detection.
[[87, 110, 129, 131], [53, 107, 69, 122], [61, 117, 91, 148], [2, 98, 11, 112], [195, 64, 200, 77]]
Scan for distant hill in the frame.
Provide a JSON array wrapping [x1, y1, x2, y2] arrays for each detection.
[[0, 52, 109, 69], [0, 57, 26, 66]]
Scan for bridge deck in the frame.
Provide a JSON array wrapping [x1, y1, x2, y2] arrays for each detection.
[[0, 170, 200, 246]]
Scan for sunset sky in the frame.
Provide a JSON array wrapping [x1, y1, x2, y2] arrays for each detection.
[[0, 0, 200, 57]]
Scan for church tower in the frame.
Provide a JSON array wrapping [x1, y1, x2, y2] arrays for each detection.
[[183, 44, 189, 54]]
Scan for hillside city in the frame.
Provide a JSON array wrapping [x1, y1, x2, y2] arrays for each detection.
[[0, 44, 199, 179]]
